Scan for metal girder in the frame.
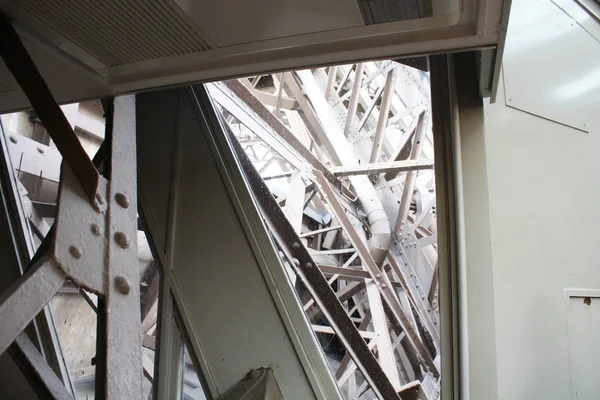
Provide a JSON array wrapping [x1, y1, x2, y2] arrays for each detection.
[[0, 100, 141, 395], [312, 170, 438, 376], [387, 253, 440, 348], [9, 334, 73, 400], [330, 159, 434, 177], [0, 15, 100, 207], [343, 63, 365, 136], [208, 82, 308, 173], [0, 256, 65, 356], [227, 128, 401, 400], [282, 72, 341, 165], [0, 96, 141, 399], [222, 80, 339, 184], [103, 95, 142, 399], [370, 69, 397, 163], [394, 112, 429, 234]]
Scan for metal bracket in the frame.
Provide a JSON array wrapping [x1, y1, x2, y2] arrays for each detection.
[[223, 368, 284, 400]]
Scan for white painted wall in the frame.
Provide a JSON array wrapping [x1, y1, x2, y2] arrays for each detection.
[[480, 0, 600, 398]]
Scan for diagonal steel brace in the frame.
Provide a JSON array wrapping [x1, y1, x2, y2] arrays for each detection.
[[0, 14, 101, 208]]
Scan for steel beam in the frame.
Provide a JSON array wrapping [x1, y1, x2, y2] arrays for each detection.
[[228, 126, 401, 400], [103, 95, 142, 399], [370, 69, 397, 163], [394, 112, 429, 234], [0, 257, 64, 356], [0, 16, 100, 206], [343, 63, 365, 136], [9, 334, 73, 400], [313, 170, 438, 376], [330, 159, 434, 177]]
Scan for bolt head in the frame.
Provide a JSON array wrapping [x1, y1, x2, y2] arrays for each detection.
[[90, 224, 101, 236], [114, 232, 130, 249], [114, 276, 131, 295], [69, 246, 82, 259], [381, 283, 388, 289], [291, 242, 301, 249], [9, 135, 17, 144], [304, 262, 313, 269], [292, 258, 300, 266], [114, 192, 130, 209]]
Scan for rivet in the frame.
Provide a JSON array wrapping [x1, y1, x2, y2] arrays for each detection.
[[416, 284, 420, 288], [9, 135, 17, 144], [90, 224, 101, 236], [114, 276, 131, 295], [114, 192, 130, 209], [421, 296, 426, 300], [433, 321, 438, 325], [291, 242, 301, 249], [95, 193, 104, 205], [375, 273, 382, 278], [304, 262, 313, 269], [37, 147, 45, 154], [69, 246, 82, 259], [382, 284, 388, 289], [114, 232, 130, 249], [292, 258, 300, 266]]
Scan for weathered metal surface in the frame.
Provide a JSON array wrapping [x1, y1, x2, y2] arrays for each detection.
[[52, 166, 107, 294], [9, 333, 74, 400], [0, 257, 65, 356], [104, 95, 142, 399]]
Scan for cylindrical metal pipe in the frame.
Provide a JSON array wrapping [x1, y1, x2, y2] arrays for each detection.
[[297, 70, 391, 263]]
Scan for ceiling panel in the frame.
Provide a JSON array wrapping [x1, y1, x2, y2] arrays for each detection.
[[173, 0, 365, 47], [14, 0, 212, 66]]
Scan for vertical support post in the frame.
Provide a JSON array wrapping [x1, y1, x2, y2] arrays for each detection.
[[394, 112, 428, 234], [104, 95, 142, 399], [370, 69, 397, 163], [365, 281, 402, 389], [344, 63, 366, 136], [325, 66, 338, 100]]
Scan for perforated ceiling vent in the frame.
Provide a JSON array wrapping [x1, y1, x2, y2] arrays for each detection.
[[357, 0, 432, 24], [14, 0, 211, 67]]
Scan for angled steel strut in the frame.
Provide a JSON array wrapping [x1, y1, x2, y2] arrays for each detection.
[[0, 16, 141, 399]]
